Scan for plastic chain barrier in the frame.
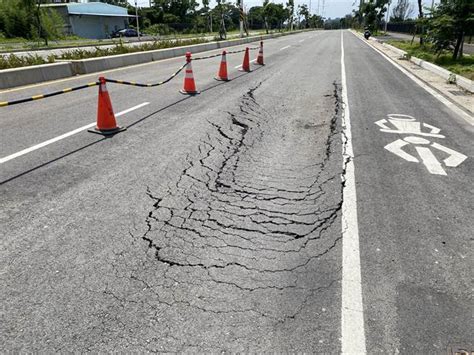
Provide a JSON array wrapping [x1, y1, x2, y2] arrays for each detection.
[[0, 81, 99, 107], [0, 42, 263, 107], [105, 62, 187, 87], [193, 45, 260, 60]]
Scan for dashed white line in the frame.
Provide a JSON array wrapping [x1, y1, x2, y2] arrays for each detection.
[[0, 102, 149, 164], [340, 30, 367, 354], [280, 45, 291, 50], [299, 39, 305, 43]]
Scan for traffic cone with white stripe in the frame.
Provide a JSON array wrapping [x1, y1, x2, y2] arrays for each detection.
[[256, 41, 264, 65], [88, 76, 126, 135], [239, 47, 251, 72], [215, 50, 229, 81], [180, 52, 200, 95]]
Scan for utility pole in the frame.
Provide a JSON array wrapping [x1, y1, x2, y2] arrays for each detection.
[[135, 0, 140, 41], [239, 0, 244, 37]]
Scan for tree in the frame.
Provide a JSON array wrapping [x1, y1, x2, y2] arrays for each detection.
[[390, 0, 414, 21], [248, 6, 265, 29], [286, 0, 294, 30], [20, 0, 48, 45], [416, 0, 423, 44], [361, 0, 389, 32], [308, 14, 324, 28], [297, 4, 309, 28], [428, 0, 474, 59]]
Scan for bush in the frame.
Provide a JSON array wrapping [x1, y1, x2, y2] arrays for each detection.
[[0, 53, 53, 70], [57, 37, 209, 60], [143, 24, 176, 36]]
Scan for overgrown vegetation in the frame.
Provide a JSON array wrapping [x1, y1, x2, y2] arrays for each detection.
[[0, 0, 65, 45], [57, 37, 208, 60], [0, 37, 208, 69], [388, 40, 474, 79], [0, 52, 54, 69]]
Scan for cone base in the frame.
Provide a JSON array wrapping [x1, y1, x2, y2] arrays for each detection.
[[214, 77, 230, 81], [239, 68, 251, 72], [179, 89, 200, 95], [88, 126, 126, 136]]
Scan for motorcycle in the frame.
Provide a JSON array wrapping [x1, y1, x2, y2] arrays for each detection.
[[364, 29, 371, 40]]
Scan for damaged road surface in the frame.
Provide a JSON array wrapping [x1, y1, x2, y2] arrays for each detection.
[[2, 30, 471, 353], [1, 31, 344, 351]]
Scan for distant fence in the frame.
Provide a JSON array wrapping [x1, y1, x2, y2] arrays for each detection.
[[384, 22, 416, 34]]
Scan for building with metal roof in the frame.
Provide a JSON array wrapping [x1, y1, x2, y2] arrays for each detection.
[[43, 2, 135, 39]]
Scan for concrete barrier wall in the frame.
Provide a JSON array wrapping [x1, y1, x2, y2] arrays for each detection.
[[0, 62, 73, 90], [0, 31, 299, 90]]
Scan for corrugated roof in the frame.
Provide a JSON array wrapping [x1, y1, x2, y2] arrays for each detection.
[[66, 2, 132, 17]]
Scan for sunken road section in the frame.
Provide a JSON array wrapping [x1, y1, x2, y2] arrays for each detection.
[[105, 81, 345, 352]]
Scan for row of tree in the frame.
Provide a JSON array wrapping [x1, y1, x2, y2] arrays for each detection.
[[355, 0, 472, 59], [0, 0, 64, 43], [125, 0, 324, 35], [0, 0, 326, 42]]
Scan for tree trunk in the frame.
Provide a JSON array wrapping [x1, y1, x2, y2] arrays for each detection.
[[36, 0, 47, 46], [453, 31, 463, 60], [417, 0, 423, 45]]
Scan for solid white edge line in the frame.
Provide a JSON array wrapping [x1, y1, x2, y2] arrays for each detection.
[[0, 102, 149, 164], [340, 30, 367, 354], [350, 31, 473, 126], [280, 45, 291, 50]]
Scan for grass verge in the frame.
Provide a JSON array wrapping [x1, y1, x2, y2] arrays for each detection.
[[387, 40, 474, 80]]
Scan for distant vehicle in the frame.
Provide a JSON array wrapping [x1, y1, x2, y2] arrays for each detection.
[[364, 27, 371, 40], [110, 29, 141, 38]]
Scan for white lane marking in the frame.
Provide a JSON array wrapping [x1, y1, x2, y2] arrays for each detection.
[[298, 39, 305, 43], [0, 102, 149, 164], [350, 31, 473, 126], [415, 146, 447, 175], [340, 30, 367, 354], [431, 142, 467, 167], [280, 45, 291, 50], [376, 115, 467, 175], [234, 64, 242, 69], [384, 139, 419, 162]]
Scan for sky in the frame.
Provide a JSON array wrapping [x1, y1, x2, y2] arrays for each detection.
[[128, 0, 435, 21]]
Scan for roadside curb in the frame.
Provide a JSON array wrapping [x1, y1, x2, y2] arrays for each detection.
[[0, 30, 309, 90], [370, 35, 473, 93]]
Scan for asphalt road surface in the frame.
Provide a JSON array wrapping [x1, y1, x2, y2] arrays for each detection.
[[1, 30, 472, 353]]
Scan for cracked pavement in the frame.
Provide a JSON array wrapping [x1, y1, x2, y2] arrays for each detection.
[[1, 30, 472, 353], [1, 31, 344, 352]]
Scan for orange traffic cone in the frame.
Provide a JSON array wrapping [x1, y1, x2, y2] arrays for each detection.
[[88, 77, 126, 135], [215, 50, 229, 81], [239, 47, 251, 72], [180, 52, 199, 95], [256, 41, 264, 65]]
